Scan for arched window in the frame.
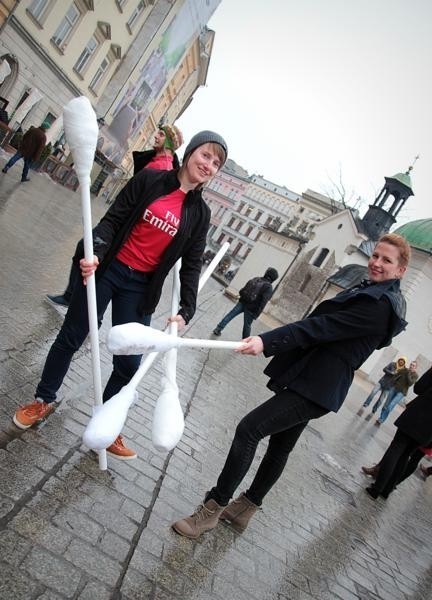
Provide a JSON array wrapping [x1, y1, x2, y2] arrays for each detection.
[[312, 248, 329, 267]]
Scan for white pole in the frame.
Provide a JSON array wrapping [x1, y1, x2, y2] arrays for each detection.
[[63, 97, 107, 470]]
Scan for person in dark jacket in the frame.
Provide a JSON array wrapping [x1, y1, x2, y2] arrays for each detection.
[[213, 268, 279, 338], [361, 356, 406, 414], [47, 124, 184, 307], [12, 131, 227, 460], [362, 366, 432, 499], [2, 123, 49, 182], [376, 360, 418, 424], [172, 233, 410, 538]]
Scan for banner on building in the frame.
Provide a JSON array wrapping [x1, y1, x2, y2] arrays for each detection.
[[98, 0, 221, 165]]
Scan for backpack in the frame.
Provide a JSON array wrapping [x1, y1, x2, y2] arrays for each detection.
[[240, 277, 265, 304]]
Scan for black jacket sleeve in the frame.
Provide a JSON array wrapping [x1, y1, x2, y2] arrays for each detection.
[[414, 367, 432, 395], [260, 296, 392, 357]]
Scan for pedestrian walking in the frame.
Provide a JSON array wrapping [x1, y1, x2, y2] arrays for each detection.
[[213, 268, 279, 338], [47, 124, 184, 307], [2, 123, 49, 182], [376, 360, 418, 424], [172, 233, 410, 538], [12, 131, 227, 460], [363, 366, 432, 499], [360, 357, 405, 414]]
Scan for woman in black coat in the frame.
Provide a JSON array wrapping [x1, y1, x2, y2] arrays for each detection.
[[365, 366, 432, 499]]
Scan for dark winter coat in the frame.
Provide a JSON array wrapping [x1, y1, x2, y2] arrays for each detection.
[[73, 168, 210, 324], [20, 126, 47, 160], [239, 275, 274, 318], [389, 367, 418, 396], [132, 148, 180, 175], [260, 278, 407, 413], [378, 361, 398, 390], [394, 367, 432, 446]]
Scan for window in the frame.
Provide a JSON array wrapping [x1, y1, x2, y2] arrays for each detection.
[[27, 0, 51, 23], [127, 0, 149, 33], [89, 56, 110, 92], [312, 248, 329, 268], [116, 0, 128, 10], [74, 35, 99, 74], [52, 3, 80, 49]]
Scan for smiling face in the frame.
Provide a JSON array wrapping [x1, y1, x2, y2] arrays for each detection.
[[368, 241, 407, 283], [184, 143, 222, 186]]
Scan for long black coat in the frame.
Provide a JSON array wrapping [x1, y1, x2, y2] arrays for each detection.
[[260, 279, 407, 413], [394, 367, 432, 446]]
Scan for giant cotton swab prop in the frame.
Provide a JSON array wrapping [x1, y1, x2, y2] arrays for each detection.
[[82, 243, 229, 450], [108, 323, 242, 354], [152, 261, 183, 451], [63, 97, 107, 470]]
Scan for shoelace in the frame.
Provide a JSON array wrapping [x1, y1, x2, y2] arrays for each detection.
[[22, 401, 44, 415], [193, 504, 214, 521]]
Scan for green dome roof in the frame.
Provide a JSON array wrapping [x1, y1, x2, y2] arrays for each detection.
[[390, 171, 413, 191], [394, 219, 432, 251]]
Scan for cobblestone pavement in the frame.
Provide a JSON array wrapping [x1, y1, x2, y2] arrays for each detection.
[[1, 163, 432, 600]]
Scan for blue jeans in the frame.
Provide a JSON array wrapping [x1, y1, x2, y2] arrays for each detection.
[[207, 390, 328, 505], [378, 388, 404, 423], [363, 383, 381, 407], [216, 302, 255, 338], [5, 151, 32, 180], [36, 259, 151, 404]]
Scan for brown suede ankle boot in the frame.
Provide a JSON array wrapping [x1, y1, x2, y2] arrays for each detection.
[[172, 498, 226, 539], [220, 492, 259, 532]]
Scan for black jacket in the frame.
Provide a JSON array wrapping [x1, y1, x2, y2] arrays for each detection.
[[132, 149, 180, 175], [74, 168, 210, 323], [240, 276, 274, 317], [394, 367, 432, 446], [260, 279, 407, 413]]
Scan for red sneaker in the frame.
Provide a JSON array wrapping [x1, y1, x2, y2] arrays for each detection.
[[106, 435, 137, 460], [13, 400, 55, 429]]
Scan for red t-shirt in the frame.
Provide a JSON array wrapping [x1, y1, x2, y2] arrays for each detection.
[[116, 189, 186, 272], [145, 153, 174, 171]]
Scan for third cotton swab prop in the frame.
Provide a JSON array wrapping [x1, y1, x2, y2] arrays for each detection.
[[63, 96, 106, 470], [152, 261, 183, 451], [82, 243, 230, 451], [108, 324, 243, 354]]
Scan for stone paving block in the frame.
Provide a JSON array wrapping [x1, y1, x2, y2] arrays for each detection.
[[21, 546, 82, 597], [99, 529, 130, 562], [52, 506, 104, 545], [0, 560, 45, 599], [10, 507, 73, 554], [0, 529, 31, 566], [90, 501, 138, 539], [77, 580, 113, 600], [6, 437, 59, 472], [63, 538, 122, 586], [120, 567, 154, 600]]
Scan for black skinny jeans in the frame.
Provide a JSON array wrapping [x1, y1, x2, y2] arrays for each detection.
[[207, 389, 328, 506], [36, 259, 151, 404], [373, 429, 420, 496]]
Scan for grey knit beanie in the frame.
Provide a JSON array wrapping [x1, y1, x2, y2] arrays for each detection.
[[183, 130, 228, 164]]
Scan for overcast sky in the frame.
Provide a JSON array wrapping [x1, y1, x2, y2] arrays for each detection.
[[177, 0, 432, 226]]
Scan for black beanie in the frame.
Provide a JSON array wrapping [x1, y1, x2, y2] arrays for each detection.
[[264, 268, 279, 282], [183, 130, 228, 164]]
